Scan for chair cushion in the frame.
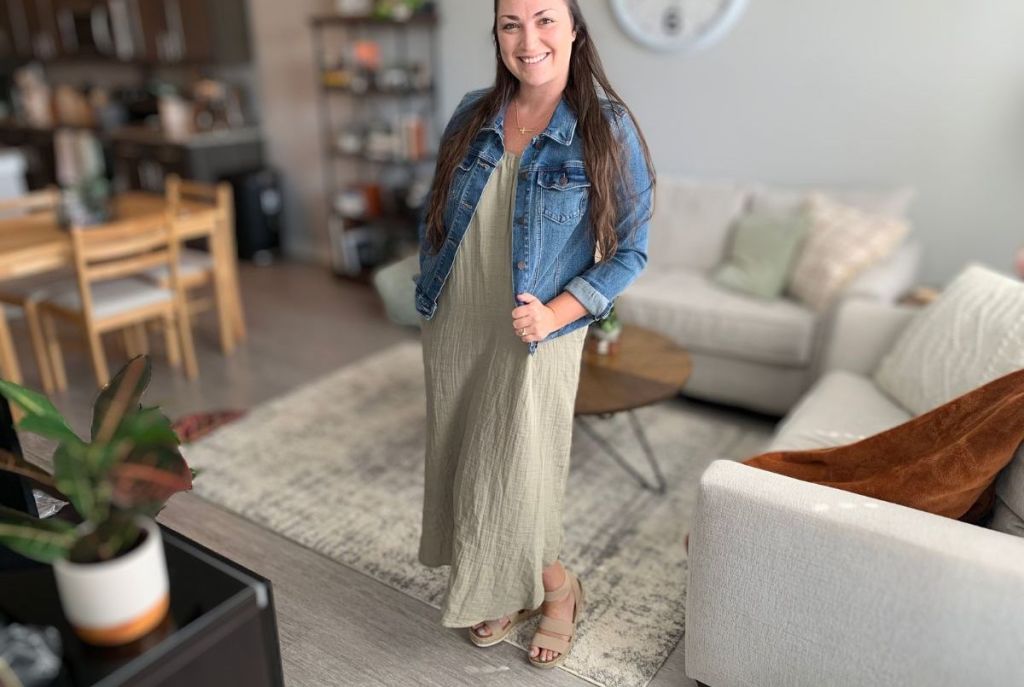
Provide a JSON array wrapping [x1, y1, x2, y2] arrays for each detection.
[[615, 269, 819, 366], [874, 264, 1024, 415], [645, 179, 751, 273], [0, 271, 75, 304], [769, 370, 912, 451], [143, 248, 214, 283], [47, 278, 173, 319]]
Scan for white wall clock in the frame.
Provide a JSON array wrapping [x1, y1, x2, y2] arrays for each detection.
[[610, 0, 749, 54]]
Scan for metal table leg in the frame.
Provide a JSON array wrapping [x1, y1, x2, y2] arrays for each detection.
[[574, 409, 667, 494]]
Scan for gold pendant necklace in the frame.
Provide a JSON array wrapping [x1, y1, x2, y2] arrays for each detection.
[[513, 101, 537, 136]]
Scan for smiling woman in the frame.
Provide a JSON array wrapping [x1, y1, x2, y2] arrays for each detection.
[[414, 0, 656, 671]]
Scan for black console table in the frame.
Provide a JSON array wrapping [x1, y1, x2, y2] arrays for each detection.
[[0, 526, 285, 687]]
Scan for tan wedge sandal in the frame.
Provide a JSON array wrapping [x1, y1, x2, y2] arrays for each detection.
[[528, 568, 585, 669], [468, 607, 540, 647]]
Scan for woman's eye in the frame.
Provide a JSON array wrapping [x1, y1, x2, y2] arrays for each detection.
[[502, 22, 518, 31], [539, 17, 554, 25]]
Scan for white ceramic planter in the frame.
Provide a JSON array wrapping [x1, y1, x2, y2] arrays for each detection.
[[52, 517, 170, 646]]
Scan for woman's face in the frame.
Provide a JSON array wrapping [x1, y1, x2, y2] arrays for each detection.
[[496, 0, 576, 92]]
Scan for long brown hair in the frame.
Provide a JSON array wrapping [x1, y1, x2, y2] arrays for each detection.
[[423, 0, 656, 261]]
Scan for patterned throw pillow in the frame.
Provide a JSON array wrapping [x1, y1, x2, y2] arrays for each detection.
[[787, 193, 910, 311], [873, 264, 1024, 415]]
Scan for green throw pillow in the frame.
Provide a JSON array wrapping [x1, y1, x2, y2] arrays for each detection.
[[712, 209, 811, 299]]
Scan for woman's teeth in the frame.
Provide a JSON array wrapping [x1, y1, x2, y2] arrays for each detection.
[[520, 53, 550, 65]]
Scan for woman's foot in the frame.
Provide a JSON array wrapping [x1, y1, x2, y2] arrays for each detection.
[[529, 561, 577, 664], [471, 614, 516, 639]]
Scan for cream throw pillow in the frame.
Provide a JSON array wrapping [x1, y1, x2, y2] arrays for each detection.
[[787, 193, 910, 311], [873, 264, 1024, 416]]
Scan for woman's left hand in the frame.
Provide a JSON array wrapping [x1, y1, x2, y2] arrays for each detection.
[[512, 292, 557, 342]]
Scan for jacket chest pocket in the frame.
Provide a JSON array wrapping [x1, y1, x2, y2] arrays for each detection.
[[538, 168, 590, 224]]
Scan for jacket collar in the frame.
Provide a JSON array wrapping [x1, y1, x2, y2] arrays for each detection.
[[482, 95, 578, 146]]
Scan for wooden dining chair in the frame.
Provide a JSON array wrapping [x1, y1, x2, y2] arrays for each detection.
[[147, 174, 245, 355], [0, 187, 67, 392], [0, 186, 61, 221], [38, 214, 198, 390]]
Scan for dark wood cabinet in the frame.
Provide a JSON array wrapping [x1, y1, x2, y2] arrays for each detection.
[[6, 0, 62, 60], [1, 0, 249, 66], [129, 0, 248, 65]]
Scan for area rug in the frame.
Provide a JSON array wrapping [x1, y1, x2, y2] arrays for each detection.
[[182, 342, 772, 687]]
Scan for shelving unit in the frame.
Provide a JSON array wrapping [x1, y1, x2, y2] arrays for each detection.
[[311, 11, 440, 283]]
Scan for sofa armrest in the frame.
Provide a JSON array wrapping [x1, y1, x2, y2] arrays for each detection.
[[841, 239, 922, 303], [821, 299, 917, 376], [685, 461, 1024, 687]]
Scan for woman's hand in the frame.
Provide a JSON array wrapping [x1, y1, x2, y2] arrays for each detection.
[[512, 292, 558, 342]]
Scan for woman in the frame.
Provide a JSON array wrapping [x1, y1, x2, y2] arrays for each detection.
[[415, 0, 655, 668]]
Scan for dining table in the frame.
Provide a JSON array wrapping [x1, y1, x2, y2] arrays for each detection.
[[0, 192, 225, 280], [0, 191, 246, 386]]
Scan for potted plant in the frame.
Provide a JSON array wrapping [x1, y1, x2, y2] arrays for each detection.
[[588, 305, 624, 355], [0, 356, 194, 647]]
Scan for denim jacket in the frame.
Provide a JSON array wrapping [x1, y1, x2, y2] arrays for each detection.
[[414, 88, 654, 356]]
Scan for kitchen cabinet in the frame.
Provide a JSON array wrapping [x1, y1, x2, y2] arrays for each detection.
[[53, 0, 137, 60], [5, 0, 61, 60], [131, 0, 249, 65]]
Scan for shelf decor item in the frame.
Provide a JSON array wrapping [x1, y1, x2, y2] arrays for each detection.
[[1015, 245, 1024, 280], [0, 356, 195, 647]]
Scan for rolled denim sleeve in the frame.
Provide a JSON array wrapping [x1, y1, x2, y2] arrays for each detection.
[[563, 110, 653, 321]]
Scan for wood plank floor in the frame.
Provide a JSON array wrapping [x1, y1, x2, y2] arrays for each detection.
[[13, 261, 698, 687]]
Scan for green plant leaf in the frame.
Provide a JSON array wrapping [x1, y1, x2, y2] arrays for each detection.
[[0, 449, 55, 487], [0, 505, 76, 564], [91, 356, 152, 443], [53, 442, 103, 522], [0, 379, 80, 445], [109, 445, 192, 512]]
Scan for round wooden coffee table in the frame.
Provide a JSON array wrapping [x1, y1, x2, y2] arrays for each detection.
[[574, 325, 692, 493]]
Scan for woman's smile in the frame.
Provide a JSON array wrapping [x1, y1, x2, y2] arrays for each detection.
[[519, 52, 551, 66]]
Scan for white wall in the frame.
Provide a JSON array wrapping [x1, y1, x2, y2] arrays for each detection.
[[437, 0, 1024, 285]]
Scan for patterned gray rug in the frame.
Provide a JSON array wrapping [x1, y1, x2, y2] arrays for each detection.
[[183, 342, 772, 687]]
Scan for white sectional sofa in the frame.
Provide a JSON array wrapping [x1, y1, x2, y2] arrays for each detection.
[[684, 298, 1024, 687], [615, 179, 922, 416]]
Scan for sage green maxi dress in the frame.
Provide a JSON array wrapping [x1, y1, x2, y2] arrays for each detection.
[[419, 150, 589, 628]]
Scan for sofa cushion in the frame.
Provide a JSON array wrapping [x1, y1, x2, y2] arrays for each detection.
[[711, 207, 811, 299], [645, 179, 750, 273], [787, 194, 911, 312], [769, 370, 912, 451], [749, 184, 916, 219], [874, 264, 1024, 415], [991, 444, 1024, 537], [616, 269, 818, 367], [372, 254, 420, 328]]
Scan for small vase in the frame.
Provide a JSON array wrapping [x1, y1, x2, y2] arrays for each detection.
[[1015, 245, 1024, 280], [52, 517, 170, 646]]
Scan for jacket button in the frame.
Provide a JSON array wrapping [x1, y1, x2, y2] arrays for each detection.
[[520, 171, 529, 181], [559, 174, 568, 187], [516, 260, 526, 270], [516, 217, 526, 227]]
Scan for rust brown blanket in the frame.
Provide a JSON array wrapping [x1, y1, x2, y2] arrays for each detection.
[[744, 366, 1024, 521]]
